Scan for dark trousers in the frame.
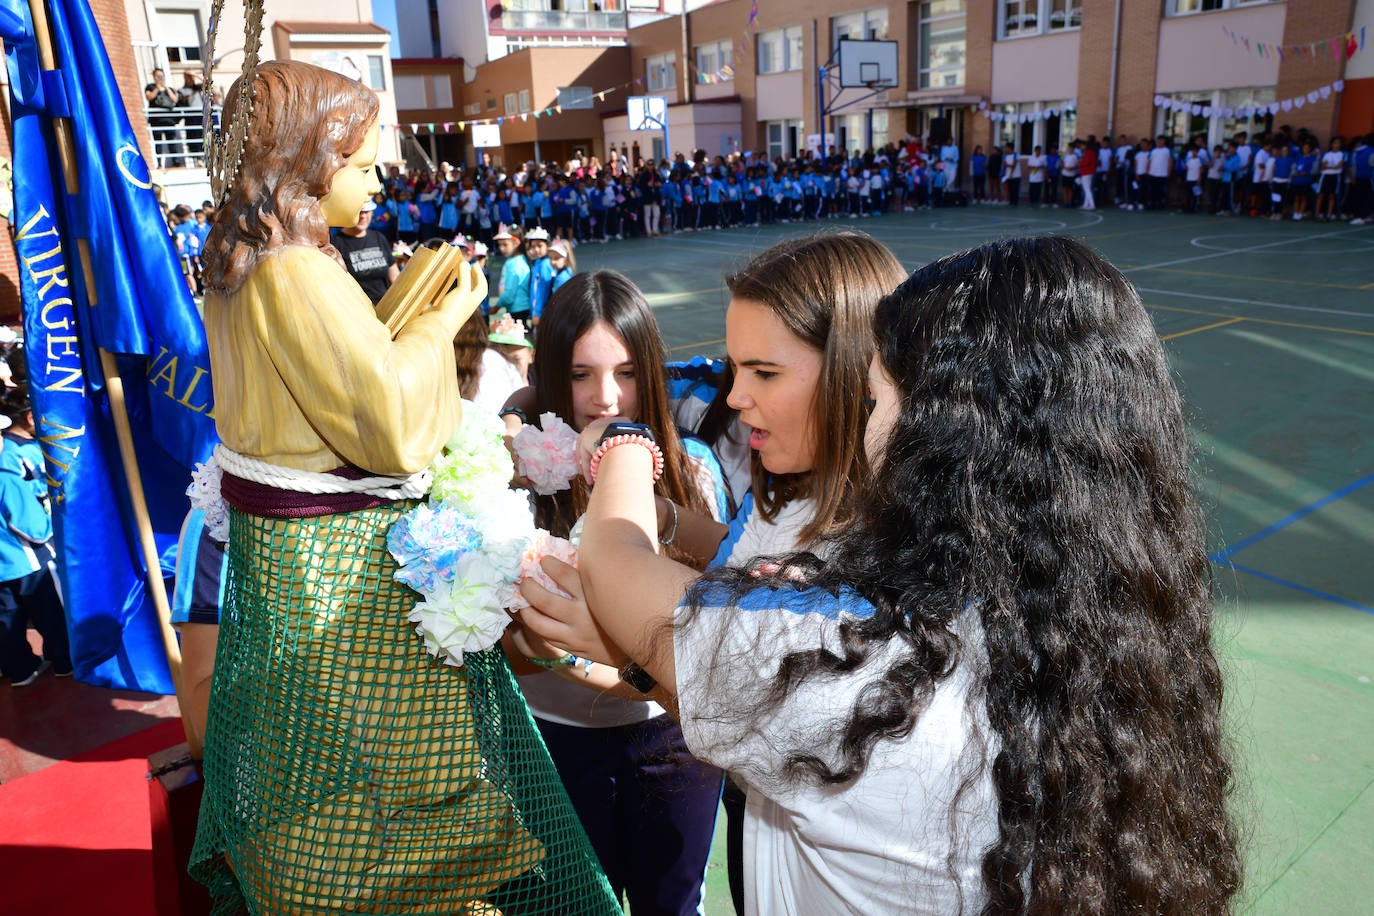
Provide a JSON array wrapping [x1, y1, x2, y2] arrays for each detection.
[[0, 560, 70, 679], [536, 715, 723, 916], [1005, 177, 1021, 207]]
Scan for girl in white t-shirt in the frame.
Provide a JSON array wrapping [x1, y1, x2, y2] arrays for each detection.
[[535, 236, 1241, 915], [517, 232, 907, 913], [1026, 145, 1048, 208], [1316, 137, 1347, 222]]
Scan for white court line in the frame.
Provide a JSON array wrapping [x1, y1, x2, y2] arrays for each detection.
[[1123, 224, 1372, 272], [1136, 287, 1374, 321]]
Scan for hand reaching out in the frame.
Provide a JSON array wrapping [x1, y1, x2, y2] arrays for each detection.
[[517, 556, 629, 667]]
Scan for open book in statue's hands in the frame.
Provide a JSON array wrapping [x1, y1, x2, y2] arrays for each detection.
[[375, 245, 484, 338]]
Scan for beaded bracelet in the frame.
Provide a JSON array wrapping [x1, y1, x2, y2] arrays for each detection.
[[588, 434, 665, 484]]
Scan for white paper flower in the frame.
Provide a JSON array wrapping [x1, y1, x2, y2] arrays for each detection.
[[186, 458, 229, 542]]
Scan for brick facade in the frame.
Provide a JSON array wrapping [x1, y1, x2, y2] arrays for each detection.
[[1275, 1, 1353, 141], [0, 0, 150, 321]]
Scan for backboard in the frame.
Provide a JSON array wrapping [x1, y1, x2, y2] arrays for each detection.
[[837, 39, 898, 90], [628, 95, 669, 131], [471, 123, 502, 149]]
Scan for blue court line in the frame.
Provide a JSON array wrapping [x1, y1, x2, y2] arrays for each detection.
[[1209, 470, 1374, 563], [1222, 562, 1374, 616]]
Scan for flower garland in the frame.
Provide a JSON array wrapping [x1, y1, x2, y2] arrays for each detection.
[[387, 402, 576, 667]]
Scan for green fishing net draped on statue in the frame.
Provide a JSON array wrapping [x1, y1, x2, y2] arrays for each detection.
[[189, 505, 620, 915]]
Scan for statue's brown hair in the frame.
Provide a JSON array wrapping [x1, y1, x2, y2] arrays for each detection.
[[203, 61, 379, 293]]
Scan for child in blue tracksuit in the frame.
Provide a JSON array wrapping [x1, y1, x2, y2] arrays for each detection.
[[0, 411, 70, 685], [494, 226, 532, 323], [525, 227, 555, 324]]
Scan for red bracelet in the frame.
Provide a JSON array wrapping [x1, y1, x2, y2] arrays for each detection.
[[589, 435, 665, 484]]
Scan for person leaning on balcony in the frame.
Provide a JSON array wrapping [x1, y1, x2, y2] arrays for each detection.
[[144, 67, 182, 167], [178, 68, 206, 165]]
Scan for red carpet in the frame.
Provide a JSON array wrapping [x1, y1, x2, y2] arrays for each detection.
[[0, 718, 188, 914]]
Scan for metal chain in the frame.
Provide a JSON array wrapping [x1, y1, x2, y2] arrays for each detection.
[[203, 0, 264, 207]]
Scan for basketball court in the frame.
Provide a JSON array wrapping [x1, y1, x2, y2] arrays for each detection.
[[569, 206, 1374, 914]]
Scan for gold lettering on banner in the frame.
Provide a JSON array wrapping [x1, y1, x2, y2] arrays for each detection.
[[115, 143, 155, 190], [44, 366, 84, 393], [176, 366, 212, 413], [40, 297, 73, 330], [22, 243, 69, 298], [39, 421, 85, 500], [147, 347, 214, 416], [14, 203, 59, 242]]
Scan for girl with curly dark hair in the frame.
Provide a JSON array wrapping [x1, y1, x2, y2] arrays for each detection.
[[544, 235, 1241, 913]]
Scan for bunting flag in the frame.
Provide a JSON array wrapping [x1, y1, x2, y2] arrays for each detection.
[[2, 0, 219, 693], [977, 101, 1076, 123], [1221, 24, 1365, 61], [1152, 81, 1346, 120]]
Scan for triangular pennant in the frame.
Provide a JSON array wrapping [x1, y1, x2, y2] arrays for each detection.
[[1334, 79, 1345, 92], [1319, 85, 1331, 99]]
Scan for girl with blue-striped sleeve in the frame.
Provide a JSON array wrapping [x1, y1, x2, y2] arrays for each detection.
[[517, 233, 907, 914]]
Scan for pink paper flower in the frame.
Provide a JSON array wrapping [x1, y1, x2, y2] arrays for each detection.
[[513, 412, 581, 495], [509, 531, 578, 610]]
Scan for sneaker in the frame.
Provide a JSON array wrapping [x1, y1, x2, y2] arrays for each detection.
[[1352, 218, 1367, 226], [1293, 214, 1302, 221], [11, 658, 51, 687]]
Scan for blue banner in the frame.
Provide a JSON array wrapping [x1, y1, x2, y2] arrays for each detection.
[[2, 0, 218, 693]]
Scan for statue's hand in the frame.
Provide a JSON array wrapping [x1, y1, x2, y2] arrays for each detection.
[[435, 263, 489, 330]]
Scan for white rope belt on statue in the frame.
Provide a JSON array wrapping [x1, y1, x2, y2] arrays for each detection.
[[213, 444, 432, 500]]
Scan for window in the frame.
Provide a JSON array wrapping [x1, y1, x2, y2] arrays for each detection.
[[486, 97, 497, 111], [832, 7, 889, 49], [1156, 87, 1275, 148], [758, 26, 804, 75], [1047, 0, 1081, 30], [430, 75, 452, 108], [1000, 0, 1038, 37], [466, 101, 482, 116], [1168, 0, 1276, 13], [518, 89, 531, 112], [646, 52, 676, 91], [1000, 0, 1080, 37], [695, 39, 734, 80], [365, 55, 387, 91], [558, 86, 595, 109], [504, 92, 518, 115], [157, 8, 203, 64], [765, 118, 805, 159], [994, 101, 1076, 153], [918, 1, 965, 90]]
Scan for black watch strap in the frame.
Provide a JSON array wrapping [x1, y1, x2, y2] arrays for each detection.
[[598, 421, 656, 447], [618, 661, 658, 694]]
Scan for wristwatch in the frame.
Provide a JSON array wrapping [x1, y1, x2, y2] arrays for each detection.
[[618, 660, 658, 694], [597, 421, 656, 446]]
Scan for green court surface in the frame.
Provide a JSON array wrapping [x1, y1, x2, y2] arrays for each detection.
[[564, 207, 1374, 914]]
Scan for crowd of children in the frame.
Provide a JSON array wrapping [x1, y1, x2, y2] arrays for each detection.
[[967, 127, 1373, 224]]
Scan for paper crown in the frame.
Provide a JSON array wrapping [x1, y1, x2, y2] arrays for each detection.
[[488, 313, 534, 348], [525, 227, 550, 241]]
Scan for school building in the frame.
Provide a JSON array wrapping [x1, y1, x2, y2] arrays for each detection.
[[441, 0, 1372, 169]]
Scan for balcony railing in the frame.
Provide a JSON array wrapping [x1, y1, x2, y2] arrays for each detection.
[[145, 105, 219, 170], [501, 9, 627, 32]]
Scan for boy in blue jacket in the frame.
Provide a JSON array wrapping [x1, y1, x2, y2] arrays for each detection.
[[0, 410, 70, 686]]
